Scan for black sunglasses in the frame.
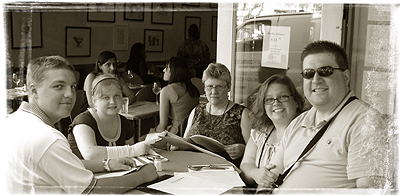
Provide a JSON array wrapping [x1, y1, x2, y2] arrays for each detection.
[[301, 66, 345, 79]]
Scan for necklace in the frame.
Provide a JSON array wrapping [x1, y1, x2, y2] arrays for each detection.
[[207, 101, 230, 130], [88, 108, 121, 146]]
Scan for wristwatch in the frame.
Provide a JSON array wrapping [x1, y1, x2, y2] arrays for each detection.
[[102, 158, 111, 172]]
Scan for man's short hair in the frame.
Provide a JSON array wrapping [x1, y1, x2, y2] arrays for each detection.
[[301, 40, 349, 70], [27, 55, 75, 87]]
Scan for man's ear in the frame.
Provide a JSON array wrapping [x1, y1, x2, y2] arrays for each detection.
[[29, 84, 39, 99]]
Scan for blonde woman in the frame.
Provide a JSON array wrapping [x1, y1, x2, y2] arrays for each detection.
[[70, 74, 161, 160]]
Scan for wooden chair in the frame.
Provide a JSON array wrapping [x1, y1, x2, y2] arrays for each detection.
[[191, 77, 205, 95], [135, 85, 156, 102]]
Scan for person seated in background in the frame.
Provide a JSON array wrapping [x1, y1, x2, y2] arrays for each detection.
[[69, 74, 159, 160], [126, 43, 154, 84], [240, 74, 305, 191], [154, 57, 200, 135], [5, 55, 158, 194], [177, 63, 251, 167], [84, 51, 136, 108]]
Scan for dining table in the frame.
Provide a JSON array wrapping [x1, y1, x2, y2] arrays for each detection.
[[119, 101, 159, 142], [6, 88, 28, 114], [124, 149, 245, 195]]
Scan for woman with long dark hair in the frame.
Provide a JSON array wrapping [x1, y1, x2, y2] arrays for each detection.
[[126, 43, 153, 84], [154, 57, 200, 135]]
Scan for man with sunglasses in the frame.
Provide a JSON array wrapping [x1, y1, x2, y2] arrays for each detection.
[[259, 41, 391, 193]]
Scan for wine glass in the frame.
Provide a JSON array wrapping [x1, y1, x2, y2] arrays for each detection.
[[12, 73, 20, 89], [152, 82, 161, 105], [127, 70, 134, 87]]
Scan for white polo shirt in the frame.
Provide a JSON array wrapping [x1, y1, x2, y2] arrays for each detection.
[[5, 102, 96, 194], [270, 91, 387, 190]]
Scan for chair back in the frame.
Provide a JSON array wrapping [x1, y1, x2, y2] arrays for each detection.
[[136, 85, 156, 102], [191, 77, 205, 95]]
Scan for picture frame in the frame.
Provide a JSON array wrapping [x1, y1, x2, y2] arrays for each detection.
[[151, 3, 174, 25], [182, 3, 200, 7], [10, 12, 42, 49], [212, 16, 217, 41], [113, 25, 128, 50], [65, 27, 91, 57], [87, 3, 115, 23], [185, 17, 201, 40], [144, 29, 164, 52], [210, 3, 218, 8], [124, 3, 144, 21]]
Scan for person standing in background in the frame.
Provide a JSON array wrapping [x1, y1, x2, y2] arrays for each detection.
[[177, 24, 211, 79]]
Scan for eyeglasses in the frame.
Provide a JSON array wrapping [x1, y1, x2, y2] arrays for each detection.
[[264, 95, 292, 105], [204, 85, 227, 91], [301, 66, 345, 79]]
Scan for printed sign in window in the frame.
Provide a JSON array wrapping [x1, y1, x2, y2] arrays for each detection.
[[261, 26, 291, 69]]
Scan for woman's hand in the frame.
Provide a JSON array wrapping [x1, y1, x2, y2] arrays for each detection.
[[225, 143, 246, 160], [108, 157, 136, 171], [252, 164, 279, 188], [145, 131, 168, 145]]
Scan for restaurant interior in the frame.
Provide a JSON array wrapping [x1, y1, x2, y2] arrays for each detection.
[[3, 2, 399, 194]]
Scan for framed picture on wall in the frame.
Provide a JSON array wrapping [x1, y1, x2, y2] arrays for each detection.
[[65, 27, 91, 57], [185, 17, 201, 40], [124, 3, 144, 21], [210, 3, 218, 8], [151, 3, 174, 25], [144, 29, 164, 52], [87, 3, 115, 22], [182, 3, 200, 7], [212, 16, 217, 41], [113, 25, 128, 50], [10, 12, 42, 49]]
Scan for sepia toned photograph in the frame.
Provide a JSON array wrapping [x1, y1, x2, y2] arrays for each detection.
[[2, 2, 399, 195]]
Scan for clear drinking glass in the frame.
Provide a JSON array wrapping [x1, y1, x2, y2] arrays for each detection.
[[152, 82, 161, 105], [127, 70, 134, 87], [12, 73, 20, 89]]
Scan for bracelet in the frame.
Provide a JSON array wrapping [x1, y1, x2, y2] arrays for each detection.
[[102, 158, 111, 172]]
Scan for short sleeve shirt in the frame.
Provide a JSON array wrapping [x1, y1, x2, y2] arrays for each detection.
[[5, 102, 96, 194], [270, 92, 384, 189]]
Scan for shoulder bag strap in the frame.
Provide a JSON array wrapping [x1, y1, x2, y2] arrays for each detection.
[[273, 96, 358, 187]]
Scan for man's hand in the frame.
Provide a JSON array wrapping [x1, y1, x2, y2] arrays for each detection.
[[225, 143, 246, 160], [252, 164, 279, 188], [108, 157, 136, 171], [137, 164, 159, 182]]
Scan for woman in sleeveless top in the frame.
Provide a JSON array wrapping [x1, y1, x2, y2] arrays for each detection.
[[155, 57, 200, 135], [183, 63, 251, 167], [240, 74, 305, 188], [69, 74, 160, 160]]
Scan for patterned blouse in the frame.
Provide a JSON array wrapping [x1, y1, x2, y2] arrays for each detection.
[[185, 103, 246, 145]]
